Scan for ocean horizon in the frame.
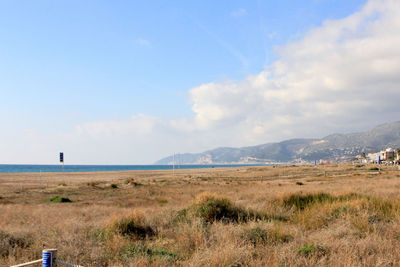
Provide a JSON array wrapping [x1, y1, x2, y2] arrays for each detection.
[[0, 164, 262, 174]]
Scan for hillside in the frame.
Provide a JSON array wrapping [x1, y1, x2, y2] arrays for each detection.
[[155, 121, 400, 164]]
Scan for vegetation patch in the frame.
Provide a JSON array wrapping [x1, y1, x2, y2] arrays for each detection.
[[282, 192, 362, 211], [172, 208, 190, 224], [298, 244, 328, 258], [332, 205, 351, 218], [46, 196, 72, 203], [361, 197, 399, 221], [283, 193, 334, 210], [192, 192, 264, 223], [105, 210, 155, 240], [242, 226, 293, 245], [110, 183, 118, 189]]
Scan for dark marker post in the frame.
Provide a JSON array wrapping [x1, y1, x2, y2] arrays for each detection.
[[60, 152, 64, 172]]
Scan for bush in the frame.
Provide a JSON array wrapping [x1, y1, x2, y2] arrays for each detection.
[[193, 192, 263, 223], [283, 193, 333, 210], [46, 196, 72, 203], [105, 210, 155, 240], [243, 226, 292, 245], [111, 184, 118, 189]]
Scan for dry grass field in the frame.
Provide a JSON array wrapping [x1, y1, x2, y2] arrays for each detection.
[[1, 163, 400, 266]]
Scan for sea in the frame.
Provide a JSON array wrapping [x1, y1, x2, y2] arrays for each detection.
[[0, 164, 261, 174]]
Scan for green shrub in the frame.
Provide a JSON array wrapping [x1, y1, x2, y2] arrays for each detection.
[[46, 196, 72, 203], [195, 195, 262, 223]]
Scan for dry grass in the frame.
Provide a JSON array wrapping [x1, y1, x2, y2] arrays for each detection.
[[1, 163, 400, 266]]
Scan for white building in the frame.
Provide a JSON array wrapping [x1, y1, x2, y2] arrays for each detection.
[[367, 152, 380, 162]]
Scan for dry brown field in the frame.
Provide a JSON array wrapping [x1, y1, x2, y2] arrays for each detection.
[[1, 163, 400, 266]]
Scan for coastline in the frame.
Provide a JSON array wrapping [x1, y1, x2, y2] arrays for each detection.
[[0, 163, 263, 174]]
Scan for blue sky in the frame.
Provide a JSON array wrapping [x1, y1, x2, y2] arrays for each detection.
[[0, 0, 365, 123], [4, 0, 400, 164]]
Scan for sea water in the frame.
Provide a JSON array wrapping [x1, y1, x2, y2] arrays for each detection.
[[0, 164, 260, 173]]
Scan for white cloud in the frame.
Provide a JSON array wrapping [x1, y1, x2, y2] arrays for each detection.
[[230, 8, 248, 18], [136, 38, 151, 46]]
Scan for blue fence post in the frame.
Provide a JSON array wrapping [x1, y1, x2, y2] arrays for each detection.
[[43, 249, 57, 267]]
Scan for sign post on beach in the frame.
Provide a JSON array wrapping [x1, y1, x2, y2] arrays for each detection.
[[60, 152, 64, 172], [173, 153, 175, 178]]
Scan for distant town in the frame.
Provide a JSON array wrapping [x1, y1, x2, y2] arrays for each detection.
[[354, 148, 400, 165]]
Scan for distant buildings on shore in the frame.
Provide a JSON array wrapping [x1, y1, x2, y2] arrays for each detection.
[[355, 148, 400, 164]]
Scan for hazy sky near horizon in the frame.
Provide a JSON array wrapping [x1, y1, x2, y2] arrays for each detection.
[[2, 0, 400, 164]]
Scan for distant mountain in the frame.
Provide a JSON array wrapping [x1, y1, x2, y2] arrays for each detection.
[[155, 121, 400, 164]]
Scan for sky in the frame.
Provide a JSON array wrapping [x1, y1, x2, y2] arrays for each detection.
[[1, 0, 399, 164]]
